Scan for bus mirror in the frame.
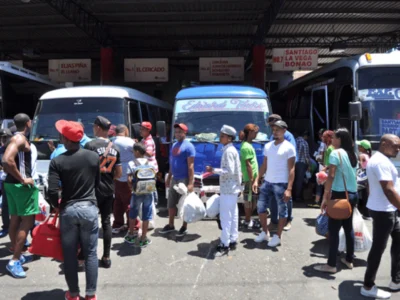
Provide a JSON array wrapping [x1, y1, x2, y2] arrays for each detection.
[[132, 123, 141, 139], [349, 101, 362, 121], [157, 121, 166, 138]]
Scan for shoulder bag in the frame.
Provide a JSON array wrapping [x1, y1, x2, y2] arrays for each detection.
[[327, 151, 353, 220]]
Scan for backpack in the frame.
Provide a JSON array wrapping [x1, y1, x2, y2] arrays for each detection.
[[132, 159, 156, 194]]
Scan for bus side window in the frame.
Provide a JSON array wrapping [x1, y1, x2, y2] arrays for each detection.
[[129, 100, 140, 125], [140, 102, 150, 123], [337, 85, 353, 130]]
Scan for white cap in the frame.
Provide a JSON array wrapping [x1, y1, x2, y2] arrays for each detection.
[[220, 124, 236, 137]]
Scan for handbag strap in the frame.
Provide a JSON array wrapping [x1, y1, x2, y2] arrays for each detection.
[[338, 151, 349, 201], [103, 141, 113, 158]]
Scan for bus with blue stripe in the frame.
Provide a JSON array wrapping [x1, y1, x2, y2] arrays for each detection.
[[170, 85, 272, 202]]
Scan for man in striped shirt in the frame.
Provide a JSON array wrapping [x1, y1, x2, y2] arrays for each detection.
[[140, 122, 158, 173]]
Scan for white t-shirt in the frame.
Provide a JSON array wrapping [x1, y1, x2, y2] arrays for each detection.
[[263, 140, 296, 183], [113, 136, 135, 182], [367, 151, 398, 212]]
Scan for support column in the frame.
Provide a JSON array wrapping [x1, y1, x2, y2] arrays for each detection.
[[100, 47, 113, 85], [252, 45, 265, 90]]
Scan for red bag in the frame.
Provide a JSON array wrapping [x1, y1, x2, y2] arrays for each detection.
[[29, 213, 64, 261]]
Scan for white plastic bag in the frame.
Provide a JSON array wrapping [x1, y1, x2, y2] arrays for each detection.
[[206, 194, 220, 218], [174, 183, 188, 219], [35, 192, 50, 222], [395, 178, 400, 196], [183, 192, 206, 224], [338, 208, 372, 253]]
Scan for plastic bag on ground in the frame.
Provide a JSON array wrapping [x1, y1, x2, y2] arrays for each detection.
[[183, 192, 206, 224], [206, 194, 220, 218], [338, 207, 372, 253]]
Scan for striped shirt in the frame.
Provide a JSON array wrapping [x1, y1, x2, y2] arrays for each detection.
[[141, 135, 158, 173], [296, 137, 310, 164]]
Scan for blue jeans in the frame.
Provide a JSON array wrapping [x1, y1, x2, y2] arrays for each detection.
[[60, 201, 99, 297], [270, 197, 293, 224], [129, 193, 153, 221], [257, 182, 291, 221], [327, 191, 358, 267]]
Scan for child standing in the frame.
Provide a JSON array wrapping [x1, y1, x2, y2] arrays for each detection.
[[124, 143, 156, 248]]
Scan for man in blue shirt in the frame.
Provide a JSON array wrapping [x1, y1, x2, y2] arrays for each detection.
[[160, 123, 195, 237], [267, 114, 297, 232], [48, 122, 92, 159]]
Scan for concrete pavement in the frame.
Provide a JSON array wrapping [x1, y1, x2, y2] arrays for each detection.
[[0, 205, 399, 300]]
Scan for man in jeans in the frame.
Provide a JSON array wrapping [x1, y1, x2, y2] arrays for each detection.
[[361, 134, 400, 299], [112, 124, 137, 234], [85, 116, 122, 269], [160, 123, 195, 236], [255, 120, 296, 248], [48, 120, 100, 300]]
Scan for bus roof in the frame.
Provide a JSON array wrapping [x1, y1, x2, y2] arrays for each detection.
[[272, 52, 400, 96], [176, 85, 267, 100], [40, 85, 172, 109], [0, 62, 59, 87]]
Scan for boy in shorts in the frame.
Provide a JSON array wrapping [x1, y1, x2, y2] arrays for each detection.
[[125, 144, 155, 248]]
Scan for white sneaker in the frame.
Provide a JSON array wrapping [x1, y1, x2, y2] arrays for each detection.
[[268, 234, 281, 247], [254, 231, 270, 243], [389, 281, 400, 291], [247, 219, 254, 229], [360, 286, 391, 299]]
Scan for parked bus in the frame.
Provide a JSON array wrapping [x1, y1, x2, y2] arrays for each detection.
[[31, 86, 173, 192], [0, 62, 59, 119], [271, 52, 400, 174], [160, 85, 272, 202]]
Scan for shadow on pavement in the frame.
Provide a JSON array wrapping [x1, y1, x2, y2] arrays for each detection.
[[111, 242, 142, 257], [309, 238, 329, 258], [240, 238, 279, 252], [21, 288, 65, 300], [338, 280, 367, 300], [187, 239, 219, 260], [302, 263, 336, 280], [151, 228, 201, 243], [303, 217, 316, 227]]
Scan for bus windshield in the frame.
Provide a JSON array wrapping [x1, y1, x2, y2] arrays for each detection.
[[31, 97, 126, 141], [173, 98, 271, 142], [357, 67, 400, 142]]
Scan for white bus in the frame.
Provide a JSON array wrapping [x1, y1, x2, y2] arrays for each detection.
[[271, 51, 400, 173], [0, 62, 59, 119], [31, 86, 173, 177]]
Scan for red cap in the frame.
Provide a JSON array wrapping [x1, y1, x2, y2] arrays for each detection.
[[55, 120, 83, 142], [174, 123, 188, 133], [141, 121, 152, 130]]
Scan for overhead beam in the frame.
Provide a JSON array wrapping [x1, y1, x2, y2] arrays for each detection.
[[94, 10, 261, 17], [245, 0, 287, 70], [274, 18, 400, 25], [43, 0, 112, 45], [281, 8, 400, 14]]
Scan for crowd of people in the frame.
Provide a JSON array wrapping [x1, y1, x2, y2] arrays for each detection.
[[0, 111, 399, 300]]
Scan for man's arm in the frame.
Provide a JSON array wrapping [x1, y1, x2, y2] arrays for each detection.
[[284, 156, 296, 202], [381, 181, 400, 210], [48, 159, 61, 208], [114, 165, 122, 179], [213, 152, 235, 175], [245, 159, 254, 182], [187, 156, 195, 193], [2, 135, 32, 185], [258, 156, 268, 183]]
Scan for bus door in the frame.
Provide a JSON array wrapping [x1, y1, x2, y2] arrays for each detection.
[[310, 85, 330, 141]]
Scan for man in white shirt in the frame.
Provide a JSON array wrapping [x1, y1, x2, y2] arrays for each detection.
[[207, 125, 241, 256], [361, 134, 400, 299], [255, 120, 296, 248], [112, 125, 136, 234]]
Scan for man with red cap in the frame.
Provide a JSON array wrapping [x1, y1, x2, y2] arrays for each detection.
[[48, 120, 100, 300], [160, 123, 195, 236], [85, 116, 122, 269]]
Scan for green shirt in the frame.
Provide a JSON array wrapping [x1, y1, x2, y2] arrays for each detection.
[[329, 148, 358, 193], [324, 145, 334, 167], [240, 141, 258, 182]]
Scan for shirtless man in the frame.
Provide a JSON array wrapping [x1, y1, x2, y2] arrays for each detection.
[[2, 113, 38, 278]]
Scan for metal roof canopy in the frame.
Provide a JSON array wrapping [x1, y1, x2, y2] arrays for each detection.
[[1, 0, 400, 73]]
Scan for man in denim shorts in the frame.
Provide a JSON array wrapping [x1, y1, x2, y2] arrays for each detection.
[[160, 123, 195, 237], [255, 120, 296, 248]]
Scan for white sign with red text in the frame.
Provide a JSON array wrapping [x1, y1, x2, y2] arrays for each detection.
[[124, 58, 168, 82], [199, 57, 244, 82], [48, 59, 91, 82], [272, 48, 319, 71]]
